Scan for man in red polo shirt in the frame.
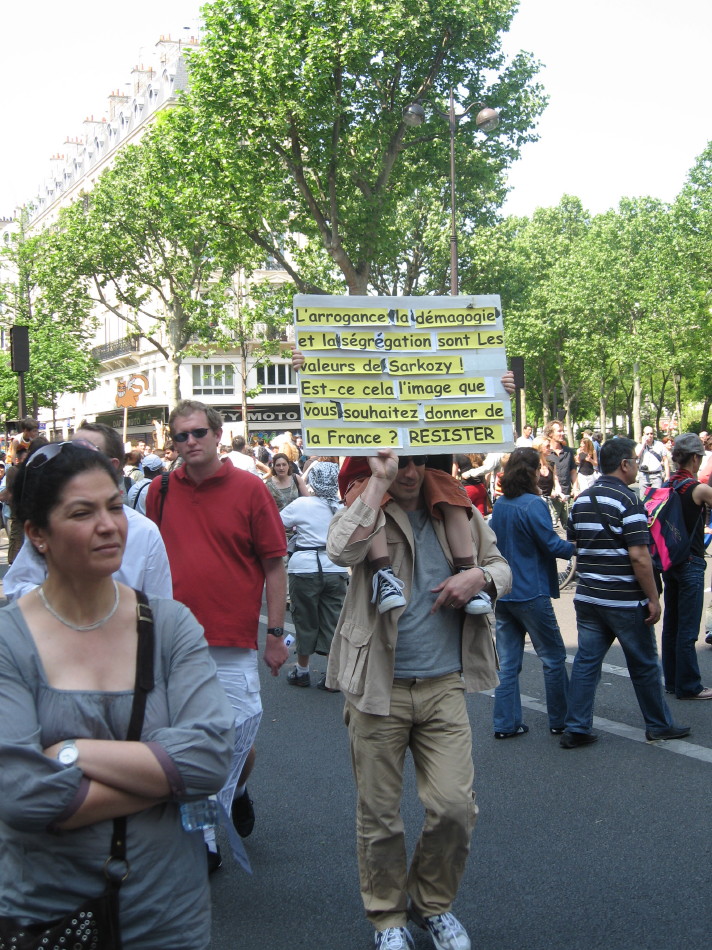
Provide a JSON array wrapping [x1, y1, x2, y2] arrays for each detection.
[[146, 400, 287, 869]]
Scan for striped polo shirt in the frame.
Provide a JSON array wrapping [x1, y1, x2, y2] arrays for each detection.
[[567, 475, 650, 608]]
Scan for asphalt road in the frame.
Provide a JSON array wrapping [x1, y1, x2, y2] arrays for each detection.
[[210, 583, 712, 950], [2, 538, 709, 950]]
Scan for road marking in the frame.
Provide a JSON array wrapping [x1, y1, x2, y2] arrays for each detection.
[[483, 690, 712, 761], [526, 645, 630, 678]]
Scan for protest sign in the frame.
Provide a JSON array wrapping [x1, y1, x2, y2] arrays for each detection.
[[294, 294, 514, 456]]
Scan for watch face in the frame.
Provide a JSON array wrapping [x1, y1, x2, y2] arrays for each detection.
[[58, 744, 78, 766]]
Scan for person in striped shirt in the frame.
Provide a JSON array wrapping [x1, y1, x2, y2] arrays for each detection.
[[560, 437, 690, 747]]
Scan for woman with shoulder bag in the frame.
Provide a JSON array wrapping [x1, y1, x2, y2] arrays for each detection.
[[0, 442, 234, 949]]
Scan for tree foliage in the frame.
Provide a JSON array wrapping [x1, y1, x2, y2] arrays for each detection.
[[186, 0, 547, 294], [0, 217, 98, 420], [40, 117, 266, 405]]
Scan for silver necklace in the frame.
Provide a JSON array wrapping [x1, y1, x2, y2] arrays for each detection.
[[38, 580, 120, 631]]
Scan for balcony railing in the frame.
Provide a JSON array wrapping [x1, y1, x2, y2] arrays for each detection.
[[91, 335, 141, 361]]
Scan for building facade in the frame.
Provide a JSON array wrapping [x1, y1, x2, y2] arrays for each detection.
[[2, 34, 300, 449]]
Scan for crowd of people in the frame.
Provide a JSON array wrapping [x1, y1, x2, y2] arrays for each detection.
[[0, 407, 709, 950]]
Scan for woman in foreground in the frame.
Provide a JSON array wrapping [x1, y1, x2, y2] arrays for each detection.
[[0, 442, 233, 949]]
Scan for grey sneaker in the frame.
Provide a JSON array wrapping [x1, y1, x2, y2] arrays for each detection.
[[371, 567, 407, 613], [286, 666, 310, 687], [374, 928, 414, 950], [412, 911, 470, 950], [463, 590, 492, 616]]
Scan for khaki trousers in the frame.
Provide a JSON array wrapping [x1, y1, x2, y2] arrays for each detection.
[[345, 672, 478, 930]]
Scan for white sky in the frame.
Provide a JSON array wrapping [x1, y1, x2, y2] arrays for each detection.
[[1, 0, 710, 219]]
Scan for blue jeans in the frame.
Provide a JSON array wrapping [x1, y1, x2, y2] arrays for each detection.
[[566, 601, 672, 734], [661, 555, 706, 697], [493, 597, 569, 733]]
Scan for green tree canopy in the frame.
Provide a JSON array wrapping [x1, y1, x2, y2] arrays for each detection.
[[186, 0, 547, 294]]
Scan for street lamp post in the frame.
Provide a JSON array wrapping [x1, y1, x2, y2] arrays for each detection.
[[403, 92, 499, 295]]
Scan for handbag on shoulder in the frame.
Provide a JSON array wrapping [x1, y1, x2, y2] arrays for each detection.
[[0, 592, 155, 950]]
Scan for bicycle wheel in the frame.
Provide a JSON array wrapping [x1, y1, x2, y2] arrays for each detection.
[[558, 555, 577, 590]]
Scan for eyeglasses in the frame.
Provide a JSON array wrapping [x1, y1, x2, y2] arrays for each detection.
[[623, 458, 639, 465], [26, 439, 99, 471], [397, 456, 427, 469], [173, 428, 211, 443]]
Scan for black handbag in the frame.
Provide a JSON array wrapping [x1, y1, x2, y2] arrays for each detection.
[[0, 592, 155, 950]]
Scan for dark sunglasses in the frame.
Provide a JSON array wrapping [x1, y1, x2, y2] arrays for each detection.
[[397, 455, 427, 469], [173, 428, 211, 443]]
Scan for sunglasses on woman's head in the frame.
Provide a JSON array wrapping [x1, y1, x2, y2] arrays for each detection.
[[26, 439, 99, 470]]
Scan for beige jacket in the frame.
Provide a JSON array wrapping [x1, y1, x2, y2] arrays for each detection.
[[325, 495, 511, 714]]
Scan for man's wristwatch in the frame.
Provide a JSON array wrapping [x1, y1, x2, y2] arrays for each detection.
[[57, 740, 79, 767], [479, 567, 493, 586], [267, 627, 284, 638]]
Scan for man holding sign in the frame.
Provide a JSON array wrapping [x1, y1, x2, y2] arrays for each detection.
[[325, 450, 511, 950]]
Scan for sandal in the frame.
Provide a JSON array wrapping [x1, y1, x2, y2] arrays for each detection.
[[494, 724, 529, 740]]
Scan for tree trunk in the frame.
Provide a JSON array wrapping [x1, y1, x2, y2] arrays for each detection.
[[540, 367, 551, 425], [598, 377, 608, 440], [241, 347, 250, 440], [169, 353, 181, 409], [700, 395, 711, 431], [632, 360, 641, 442]]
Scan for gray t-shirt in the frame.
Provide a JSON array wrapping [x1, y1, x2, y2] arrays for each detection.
[[393, 508, 463, 679]]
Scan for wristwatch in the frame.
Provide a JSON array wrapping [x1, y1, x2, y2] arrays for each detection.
[[479, 567, 493, 586], [267, 627, 284, 638], [57, 740, 79, 767]]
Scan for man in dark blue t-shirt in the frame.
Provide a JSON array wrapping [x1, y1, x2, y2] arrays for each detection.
[[561, 437, 689, 747]]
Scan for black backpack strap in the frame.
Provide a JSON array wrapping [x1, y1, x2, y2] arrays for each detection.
[[131, 481, 150, 510]]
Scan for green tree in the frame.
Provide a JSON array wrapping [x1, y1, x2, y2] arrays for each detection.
[[465, 197, 592, 437], [43, 118, 263, 406], [0, 217, 98, 423], [186, 0, 547, 294]]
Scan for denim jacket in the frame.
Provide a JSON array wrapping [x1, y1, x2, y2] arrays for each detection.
[[489, 493, 575, 601]]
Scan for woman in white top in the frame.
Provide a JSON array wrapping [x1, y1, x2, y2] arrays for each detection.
[[280, 462, 348, 691]]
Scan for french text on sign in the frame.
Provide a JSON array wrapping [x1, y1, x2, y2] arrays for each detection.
[[423, 402, 505, 422], [295, 308, 391, 326], [410, 307, 500, 327], [409, 425, 503, 445], [306, 428, 400, 448], [342, 403, 420, 423], [338, 331, 433, 351], [303, 356, 385, 375], [300, 378, 396, 399], [388, 357, 463, 376], [435, 331, 505, 349], [398, 377, 489, 399]]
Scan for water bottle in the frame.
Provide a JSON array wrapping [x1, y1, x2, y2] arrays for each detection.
[[180, 796, 219, 831]]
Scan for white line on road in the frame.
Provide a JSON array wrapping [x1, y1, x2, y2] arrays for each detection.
[[502, 663, 712, 762], [525, 645, 630, 678]]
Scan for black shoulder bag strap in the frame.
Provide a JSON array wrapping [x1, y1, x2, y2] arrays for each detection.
[[106, 592, 155, 887], [588, 490, 623, 547], [157, 472, 170, 528]]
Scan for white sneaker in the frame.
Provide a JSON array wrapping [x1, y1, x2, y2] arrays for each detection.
[[463, 590, 492, 616], [371, 568, 407, 613], [420, 912, 471, 950], [374, 927, 415, 950]]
